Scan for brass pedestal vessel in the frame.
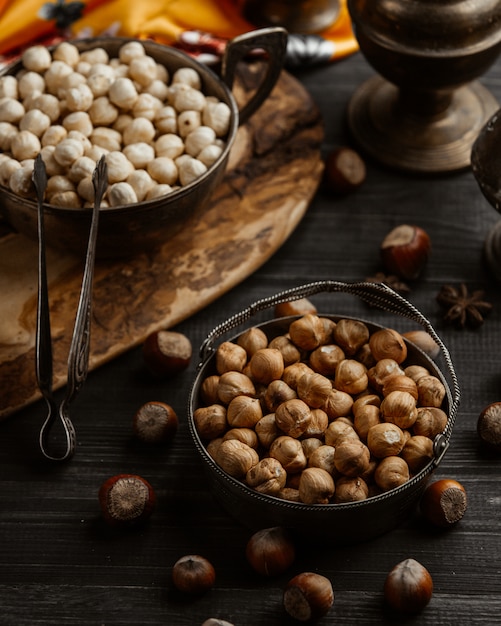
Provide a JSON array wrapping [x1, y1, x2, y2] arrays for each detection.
[[347, 0, 501, 173]]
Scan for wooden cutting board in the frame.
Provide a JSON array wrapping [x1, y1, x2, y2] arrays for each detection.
[[0, 65, 324, 418]]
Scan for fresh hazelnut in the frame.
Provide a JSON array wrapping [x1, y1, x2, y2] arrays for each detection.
[[303, 408, 329, 438], [334, 359, 368, 395], [269, 436, 307, 474], [333, 439, 370, 477], [214, 439, 259, 478], [98, 474, 156, 527], [275, 398, 312, 438], [324, 420, 359, 447], [264, 379, 297, 412], [382, 374, 418, 400], [249, 348, 284, 384], [369, 328, 408, 364], [353, 404, 381, 441], [380, 224, 431, 280], [477, 402, 501, 451], [380, 390, 418, 429], [142, 330, 192, 377], [401, 435, 434, 473], [246, 457, 287, 495], [200, 374, 221, 405], [282, 362, 314, 390], [367, 422, 405, 458], [402, 330, 440, 359], [298, 467, 335, 504], [384, 558, 433, 613], [274, 298, 317, 317], [307, 444, 336, 473], [245, 526, 295, 576], [420, 478, 467, 527], [194, 404, 227, 439], [283, 572, 334, 621], [367, 358, 405, 392], [413, 407, 448, 438], [322, 388, 354, 419], [309, 344, 345, 376], [223, 427, 259, 449], [333, 318, 369, 356], [237, 327, 268, 357], [171, 554, 216, 594], [417, 375, 446, 408], [255, 413, 280, 448], [404, 364, 430, 383], [216, 341, 247, 374], [268, 334, 302, 366], [334, 476, 369, 503], [297, 371, 332, 408], [324, 146, 366, 194], [301, 437, 324, 460], [226, 395, 263, 428], [132, 400, 178, 443], [289, 314, 327, 350], [217, 371, 255, 404], [374, 456, 410, 491]]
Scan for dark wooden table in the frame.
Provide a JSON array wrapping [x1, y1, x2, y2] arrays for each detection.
[[1, 47, 501, 626]]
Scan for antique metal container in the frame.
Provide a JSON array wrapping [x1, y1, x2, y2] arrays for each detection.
[[188, 281, 460, 543], [0, 31, 287, 257]]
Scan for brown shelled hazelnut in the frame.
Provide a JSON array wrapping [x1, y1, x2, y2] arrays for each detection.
[[380, 390, 418, 429], [246, 457, 287, 495], [307, 444, 336, 474], [132, 401, 178, 443], [420, 478, 467, 527], [402, 330, 440, 360], [297, 371, 333, 408], [413, 407, 448, 438], [237, 326, 268, 357], [255, 413, 280, 449], [333, 439, 371, 477], [298, 467, 335, 504], [309, 343, 345, 376], [171, 554, 216, 594], [477, 402, 501, 451], [226, 395, 263, 428], [380, 224, 431, 281], [283, 572, 334, 621], [245, 526, 296, 576], [384, 558, 433, 613], [269, 436, 307, 474], [334, 476, 369, 503], [324, 420, 359, 448], [334, 358, 368, 395], [217, 371, 256, 405], [215, 340, 247, 374], [417, 375, 446, 408], [193, 404, 227, 440], [214, 439, 259, 478], [200, 374, 221, 405], [268, 334, 302, 366], [301, 437, 324, 460], [289, 314, 327, 351], [249, 348, 285, 384], [382, 374, 418, 400], [275, 398, 312, 438], [401, 435, 434, 473], [274, 297, 318, 318], [333, 318, 370, 356], [263, 379, 297, 412], [353, 404, 381, 441], [404, 364, 430, 383], [374, 456, 410, 491], [223, 427, 259, 449], [322, 388, 354, 419], [367, 422, 406, 458], [367, 358, 405, 393], [369, 328, 408, 364], [303, 408, 329, 438], [142, 330, 192, 378]]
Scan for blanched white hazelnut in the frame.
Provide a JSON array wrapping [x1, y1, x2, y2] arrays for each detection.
[[198, 143, 223, 167], [109, 77, 138, 109], [88, 96, 118, 125], [108, 181, 138, 206], [155, 133, 184, 159], [59, 71, 87, 96], [76, 60, 92, 76], [0, 122, 18, 150], [154, 105, 178, 134], [0, 75, 18, 99], [77, 175, 95, 202], [9, 165, 35, 196], [46, 174, 75, 197], [147, 157, 178, 185], [18, 71, 45, 99], [177, 155, 207, 186], [105, 151, 135, 183], [155, 63, 168, 82], [62, 111, 93, 136], [176, 109, 201, 137], [84, 143, 108, 161], [79, 47, 109, 65], [202, 100, 231, 137], [65, 83, 94, 111], [53, 42, 80, 67], [123, 142, 155, 168], [30, 93, 61, 122], [53, 137, 84, 167], [91, 126, 122, 151], [173, 85, 206, 112], [0, 157, 21, 186], [44, 61, 73, 94], [87, 61, 115, 81], [126, 169, 155, 201], [113, 113, 134, 134], [185, 125, 216, 156], [172, 67, 201, 89], [19, 109, 51, 137], [40, 145, 65, 175], [145, 183, 173, 199], [68, 155, 96, 182], [22, 45, 52, 72], [144, 79, 169, 101], [132, 93, 163, 120], [122, 117, 155, 144], [128, 56, 158, 87], [118, 41, 146, 64], [87, 72, 113, 97], [11, 130, 41, 160], [49, 190, 81, 207], [0, 98, 25, 123]]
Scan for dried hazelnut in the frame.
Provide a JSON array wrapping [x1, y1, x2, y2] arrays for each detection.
[[309, 344, 345, 376], [200, 374, 220, 405], [369, 328, 408, 363], [334, 359, 368, 395], [333, 318, 369, 356], [264, 379, 297, 412], [367, 422, 406, 458], [249, 348, 284, 384], [301, 437, 324, 459], [324, 420, 359, 447], [215, 439, 259, 478], [322, 389, 354, 419], [246, 457, 287, 495], [382, 374, 418, 400], [226, 395, 263, 428], [380, 390, 418, 429], [255, 413, 280, 448], [298, 467, 335, 504], [193, 404, 227, 439], [352, 393, 381, 416], [353, 404, 381, 441], [278, 487, 301, 502], [216, 341, 247, 374], [307, 444, 336, 474], [374, 456, 410, 491], [401, 435, 434, 473], [206, 437, 223, 460], [268, 334, 302, 366], [413, 407, 448, 438], [367, 358, 405, 392], [297, 372, 332, 408], [404, 364, 431, 383], [269, 436, 307, 473], [355, 342, 377, 368], [303, 408, 329, 438], [282, 362, 314, 390], [402, 330, 440, 359], [237, 327, 268, 357], [217, 371, 255, 404], [274, 297, 317, 317], [333, 439, 370, 477], [223, 427, 259, 449], [334, 476, 369, 503], [289, 314, 326, 350], [275, 398, 312, 438], [417, 375, 446, 408]]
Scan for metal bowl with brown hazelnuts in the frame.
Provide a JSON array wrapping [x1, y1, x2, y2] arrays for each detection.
[[188, 281, 460, 544]]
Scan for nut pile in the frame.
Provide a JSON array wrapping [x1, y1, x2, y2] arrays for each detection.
[[193, 314, 448, 504], [0, 40, 231, 207]]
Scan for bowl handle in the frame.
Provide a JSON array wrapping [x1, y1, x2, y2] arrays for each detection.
[[199, 279, 461, 443], [221, 26, 288, 125]]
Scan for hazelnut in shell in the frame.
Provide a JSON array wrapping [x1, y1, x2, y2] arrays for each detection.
[[420, 478, 467, 528], [142, 330, 192, 378], [172, 554, 216, 594], [283, 572, 334, 622], [384, 558, 433, 613], [477, 402, 501, 452], [99, 474, 156, 527], [245, 526, 296, 576], [324, 146, 366, 194], [132, 400, 178, 443], [380, 224, 431, 280]]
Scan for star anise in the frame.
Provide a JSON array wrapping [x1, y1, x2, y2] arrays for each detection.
[[365, 272, 411, 295], [436, 283, 493, 328]]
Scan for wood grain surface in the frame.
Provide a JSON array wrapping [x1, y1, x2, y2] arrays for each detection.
[[0, 66, 324, 418]]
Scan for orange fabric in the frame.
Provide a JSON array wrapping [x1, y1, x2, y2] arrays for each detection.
[[0, 0, 357, 60]]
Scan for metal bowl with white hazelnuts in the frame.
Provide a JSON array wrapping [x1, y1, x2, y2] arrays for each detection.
[[0, 30, 286, 257], [188, 281, 460, 543]]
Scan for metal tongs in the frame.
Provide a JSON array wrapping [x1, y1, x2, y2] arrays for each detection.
[[33, 154, 108, 461]]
